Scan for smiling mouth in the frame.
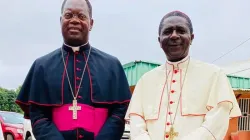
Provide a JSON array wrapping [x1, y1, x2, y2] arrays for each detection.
[[168, 44, 181, 47], [68, 27, 81, 32]]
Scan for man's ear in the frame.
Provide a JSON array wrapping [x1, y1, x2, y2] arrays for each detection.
[[158, 36, 163, 48], [60, 16, 62, 25], [89, 19, 94, 31], [189, 34, 194, 45], [191, 34, 194, 41]]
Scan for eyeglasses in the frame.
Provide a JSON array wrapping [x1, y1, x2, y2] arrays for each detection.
[[63, 12, 88, 21]]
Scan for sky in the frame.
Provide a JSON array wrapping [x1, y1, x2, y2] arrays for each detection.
[[0, 0, 250, 89]]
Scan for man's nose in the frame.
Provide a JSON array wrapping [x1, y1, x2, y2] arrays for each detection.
[[70, 15, 81, 24], [170, 30, 179, 39]]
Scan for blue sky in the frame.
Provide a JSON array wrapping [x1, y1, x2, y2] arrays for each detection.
[[0, 0, 250, 89]]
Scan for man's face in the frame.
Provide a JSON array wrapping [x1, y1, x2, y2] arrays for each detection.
[[158, 16, 194, 62], [61, 0, 93, 46]]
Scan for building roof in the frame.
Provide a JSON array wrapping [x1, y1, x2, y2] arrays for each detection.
[[228, 75, 250, 90], [123, 60, 250, 90], [122, 60, 161, 86]]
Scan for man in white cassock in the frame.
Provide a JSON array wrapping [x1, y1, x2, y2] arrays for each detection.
[[125, 10, 242, 140]]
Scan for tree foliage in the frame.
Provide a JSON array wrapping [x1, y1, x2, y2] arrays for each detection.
[[0, 86, 23, 113]]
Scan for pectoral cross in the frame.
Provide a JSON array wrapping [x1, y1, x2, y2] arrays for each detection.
[[69, 99, 81, 120], [166, 127, 178, 140]]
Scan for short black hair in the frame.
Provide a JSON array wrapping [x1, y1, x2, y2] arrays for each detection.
[[61, 0, 92, 18], [158, 11, 193, 35]]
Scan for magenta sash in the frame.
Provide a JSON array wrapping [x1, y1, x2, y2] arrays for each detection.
[[52, 103, 108, 136]]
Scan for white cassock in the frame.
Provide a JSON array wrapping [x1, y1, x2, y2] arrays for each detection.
[[125, 56, 242, 140]]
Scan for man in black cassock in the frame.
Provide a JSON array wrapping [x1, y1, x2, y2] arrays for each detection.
[[15, 0, 131, 139]]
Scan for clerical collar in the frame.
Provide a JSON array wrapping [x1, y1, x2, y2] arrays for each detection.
[[62, 42, 90, 53], [165, 55, 190, 70]]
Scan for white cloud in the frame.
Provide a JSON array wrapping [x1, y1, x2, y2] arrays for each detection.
[[1, 0, 250, 89]]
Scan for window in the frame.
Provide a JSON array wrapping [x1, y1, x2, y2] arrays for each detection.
[[238, 98, 250, 131], [0, 112, 24, 124]]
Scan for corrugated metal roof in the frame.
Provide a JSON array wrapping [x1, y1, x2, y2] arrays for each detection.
[[123, 60, 250, 89], [227, 75, 250, 89], [123, 60, 160, 86]]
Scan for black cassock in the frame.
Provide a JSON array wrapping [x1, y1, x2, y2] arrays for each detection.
[[16, 43, 131, 140]]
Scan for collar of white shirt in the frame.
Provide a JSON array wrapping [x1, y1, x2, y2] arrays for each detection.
[[165, 55, 190, 70]]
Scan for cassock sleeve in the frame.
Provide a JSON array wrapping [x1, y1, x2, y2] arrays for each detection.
[[16, 60, 64, 140], [30, 104, 65, 140], [181, 69, 242, 140], [95, 103, 129, 140], [125, 78, 151, 140], [180, 102, 231, 140], [129, 115, 151, 140], [95, 60, 131, 140], [206, 69, 241, 118]]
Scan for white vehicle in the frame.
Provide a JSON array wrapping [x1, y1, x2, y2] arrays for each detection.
[[23, 119, 35, 140], [0, 122, 4, 140]]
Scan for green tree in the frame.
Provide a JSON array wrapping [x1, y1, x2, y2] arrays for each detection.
[[0, 86, 23, 113]]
